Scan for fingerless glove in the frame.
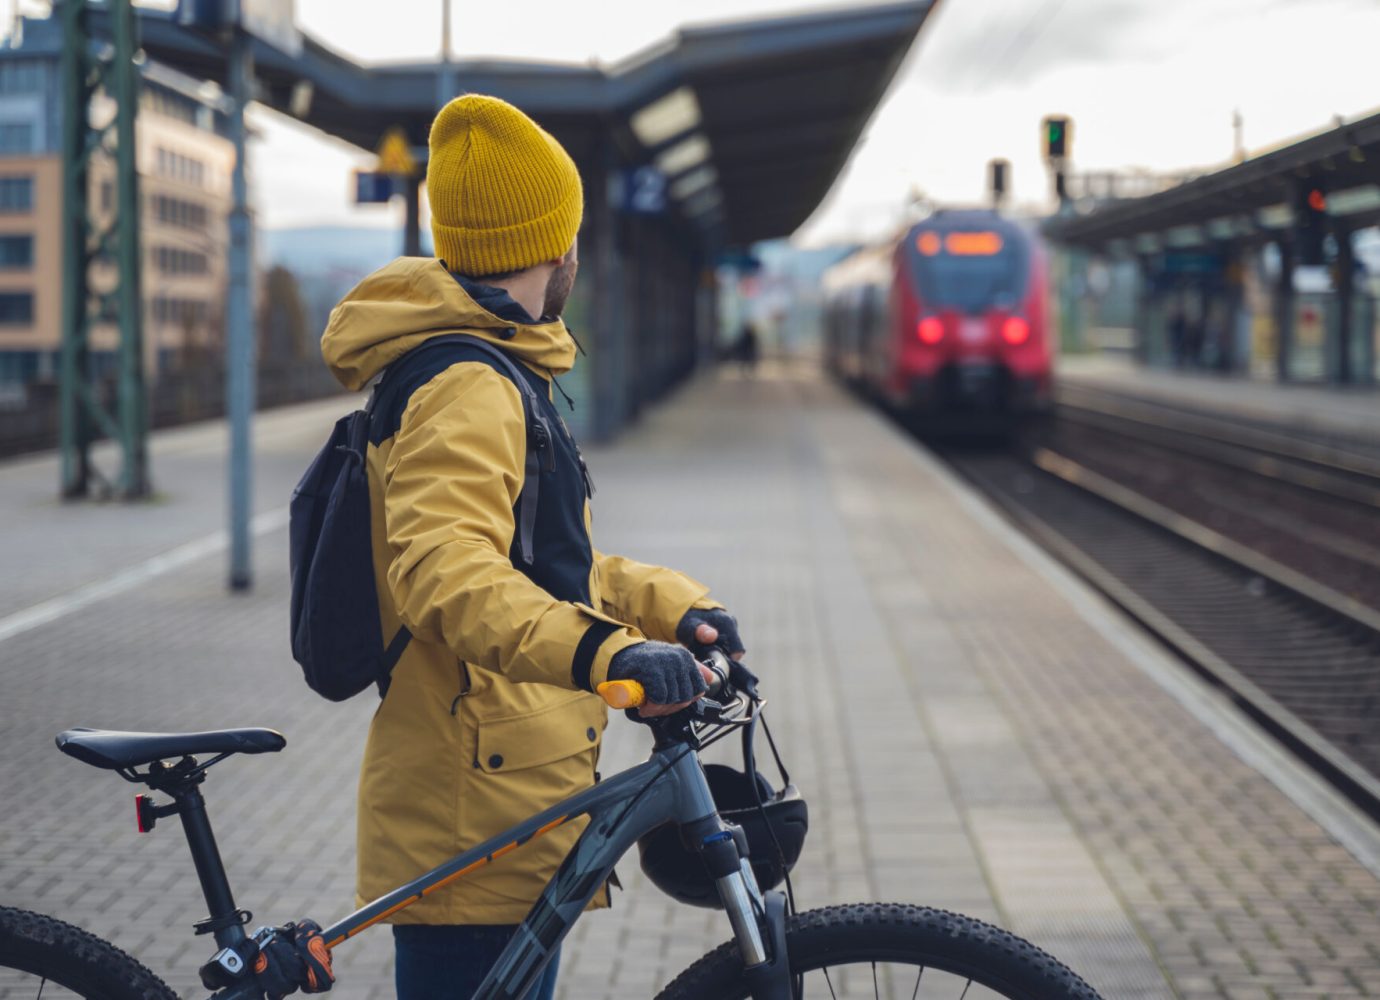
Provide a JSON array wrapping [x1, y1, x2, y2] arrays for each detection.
[[607, 640, 706, 704], [677, 607, 746, 657]]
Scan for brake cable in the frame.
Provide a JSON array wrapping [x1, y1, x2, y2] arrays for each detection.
[[743, 710, 797, 915]]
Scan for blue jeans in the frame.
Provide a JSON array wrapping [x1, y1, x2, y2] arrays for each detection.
[[393, 924, 560, 1000]]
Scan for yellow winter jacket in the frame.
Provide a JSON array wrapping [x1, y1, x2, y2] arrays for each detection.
[[322, 257, 717, 924]]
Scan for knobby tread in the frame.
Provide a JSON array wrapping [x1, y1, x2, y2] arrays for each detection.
[[656, 902, 1103, 1000], [0, 905, 179, 1000]]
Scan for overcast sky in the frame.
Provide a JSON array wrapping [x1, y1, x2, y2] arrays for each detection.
[[8, 0, 1380, 246]]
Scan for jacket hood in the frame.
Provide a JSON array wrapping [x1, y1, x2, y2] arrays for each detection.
[[322, 256, 578, 391]]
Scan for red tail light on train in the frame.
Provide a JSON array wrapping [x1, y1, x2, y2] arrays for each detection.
[[1001, 316, 1029, 346], [917, 317, 944, 344]]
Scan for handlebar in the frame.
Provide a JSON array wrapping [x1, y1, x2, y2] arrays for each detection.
[[596, 678, 646, 709], [596, 649, 733, 710]]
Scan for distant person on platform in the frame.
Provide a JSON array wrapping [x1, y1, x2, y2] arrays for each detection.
[[735, 321, 760, 376], [1168, 305, 1189, 369], [320, 95, 747, 999]]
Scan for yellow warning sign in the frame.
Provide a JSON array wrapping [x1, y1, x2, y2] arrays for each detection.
[[377, 127, 417, 177]]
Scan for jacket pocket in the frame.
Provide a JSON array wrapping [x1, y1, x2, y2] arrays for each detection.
[[475, 692, 605, 774]]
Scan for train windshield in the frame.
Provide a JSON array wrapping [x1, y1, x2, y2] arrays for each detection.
[[907, 222, 1029, 314]]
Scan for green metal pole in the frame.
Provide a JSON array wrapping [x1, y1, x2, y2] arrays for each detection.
[[1335, 222, 1353, 384], [58, 0, 90, 497], [111, 0, 148, 497], [227, 30, 254, 589]]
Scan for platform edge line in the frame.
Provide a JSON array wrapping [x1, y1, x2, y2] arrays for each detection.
[[872, 410, 1380, 882], [0, 506, 290, 646]]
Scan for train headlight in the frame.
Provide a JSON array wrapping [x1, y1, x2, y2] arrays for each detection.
[[1001, 316, 1030, 346], [917, 317, 944, 344]]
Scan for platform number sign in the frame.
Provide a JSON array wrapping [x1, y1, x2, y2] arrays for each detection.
[[354, 171, 397, 205], [617, 166, 667, 215]]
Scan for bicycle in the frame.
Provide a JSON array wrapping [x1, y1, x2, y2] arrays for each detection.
[[0, 651, 1105, 999]]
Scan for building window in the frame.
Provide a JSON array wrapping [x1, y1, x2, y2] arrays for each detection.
[[155, 246, 208, 275], [152, 194, 210, 231], [0, 234, 33, 268], [151, 295, 209, 326], [0, 61, 42, 95], [0, 176, 32, 212], [0, 292, 33, 324], [0, 122, 33, 155]]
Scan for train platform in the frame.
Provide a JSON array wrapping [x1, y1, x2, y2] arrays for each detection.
[[1058, 353, 1380, 446], [1, 362, 1378, 999]]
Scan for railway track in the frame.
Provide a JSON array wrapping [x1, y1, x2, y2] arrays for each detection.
[[935, 396, 1380, 821]]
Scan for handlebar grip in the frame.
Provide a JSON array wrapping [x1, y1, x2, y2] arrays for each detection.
[[597, 679, 645, 709]]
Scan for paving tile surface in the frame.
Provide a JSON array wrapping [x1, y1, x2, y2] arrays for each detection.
[[0, 365, 1375, 998]]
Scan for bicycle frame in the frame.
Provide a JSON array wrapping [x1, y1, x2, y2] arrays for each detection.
[[214, 737, 774, 1000]]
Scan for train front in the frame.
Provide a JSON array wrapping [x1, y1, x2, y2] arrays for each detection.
[[889, 211, 1051, 421]]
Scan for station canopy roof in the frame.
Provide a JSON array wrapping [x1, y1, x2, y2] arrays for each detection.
[[126, 1, 935, 247], [1045, 110, 1380, 252]]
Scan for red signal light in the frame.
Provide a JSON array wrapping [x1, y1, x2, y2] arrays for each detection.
[[1001, 316, 1030, 345], [917, 317, 944, 344], [1307, 189, 1326, 213]]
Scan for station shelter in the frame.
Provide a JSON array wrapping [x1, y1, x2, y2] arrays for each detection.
[[1045, 112, 1380, 386], [123, 1, 935, 439]]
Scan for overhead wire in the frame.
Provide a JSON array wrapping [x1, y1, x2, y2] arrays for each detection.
[[978, 0, 1070, 88]]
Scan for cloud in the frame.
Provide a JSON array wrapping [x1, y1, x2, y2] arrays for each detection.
[[915, 0, 1164, 95]]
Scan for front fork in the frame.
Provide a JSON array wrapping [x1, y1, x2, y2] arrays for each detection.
[[694, 823, 793, 1000]]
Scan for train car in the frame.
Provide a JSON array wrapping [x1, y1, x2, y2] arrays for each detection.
[[824, 209, 1052, 427]]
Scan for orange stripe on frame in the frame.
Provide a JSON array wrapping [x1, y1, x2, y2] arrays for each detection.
[[327, 815, 572, 947], [536, 815, 569, 837], [421, 857, 489, 898]]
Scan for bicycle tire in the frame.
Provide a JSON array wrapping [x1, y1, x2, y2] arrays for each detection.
[[657, 902, 1104, 1000], [0, 906, 178, 1000]]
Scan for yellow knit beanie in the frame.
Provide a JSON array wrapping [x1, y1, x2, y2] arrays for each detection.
[[426, 95, 583, 277]]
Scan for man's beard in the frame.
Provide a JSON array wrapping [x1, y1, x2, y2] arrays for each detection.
[[542, 255, 579, 319]]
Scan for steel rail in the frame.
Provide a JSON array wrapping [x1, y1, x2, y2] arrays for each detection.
[[942, 447, 1380, 822], [1055, 385, 1380, 509]]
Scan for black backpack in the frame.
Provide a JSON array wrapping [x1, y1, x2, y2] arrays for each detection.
[[288, 335, 551, 701]]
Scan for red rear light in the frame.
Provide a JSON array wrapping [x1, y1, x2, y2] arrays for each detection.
[[917, 317, 944, 344], [1001, 316, 1029, 345]]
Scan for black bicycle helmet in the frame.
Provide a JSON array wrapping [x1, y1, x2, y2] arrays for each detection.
[[638, 719, 808, 909]]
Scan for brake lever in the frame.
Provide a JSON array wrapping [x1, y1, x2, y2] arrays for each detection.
[[693, 688, 757, 726]]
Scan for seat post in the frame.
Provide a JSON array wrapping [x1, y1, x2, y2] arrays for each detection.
[[175, 784, 248, 948]]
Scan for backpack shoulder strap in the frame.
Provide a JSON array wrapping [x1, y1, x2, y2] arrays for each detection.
[[368, 334, 550, 566]]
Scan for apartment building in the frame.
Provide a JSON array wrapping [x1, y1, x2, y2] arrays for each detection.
[[0, 16, 233, 389]]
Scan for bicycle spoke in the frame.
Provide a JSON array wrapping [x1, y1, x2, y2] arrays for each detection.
[[36, 977, 46, 1000], [822, 966, 839, 1000], [910, 966, 924, 1000], [959, 978, 973, 999], [872, 961, 879, 999]]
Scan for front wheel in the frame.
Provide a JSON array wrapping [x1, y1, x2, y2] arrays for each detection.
[[0, 906, 178, 1000], [657, 903, 1104, 1000]]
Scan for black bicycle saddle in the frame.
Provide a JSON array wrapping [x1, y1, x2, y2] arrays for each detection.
[[55, 727, 286, 770]]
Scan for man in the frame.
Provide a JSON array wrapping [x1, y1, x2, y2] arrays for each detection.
[[320, 95, 745, 999]]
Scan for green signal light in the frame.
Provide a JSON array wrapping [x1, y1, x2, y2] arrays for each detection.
[[1049, 124, 1062, 139]]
